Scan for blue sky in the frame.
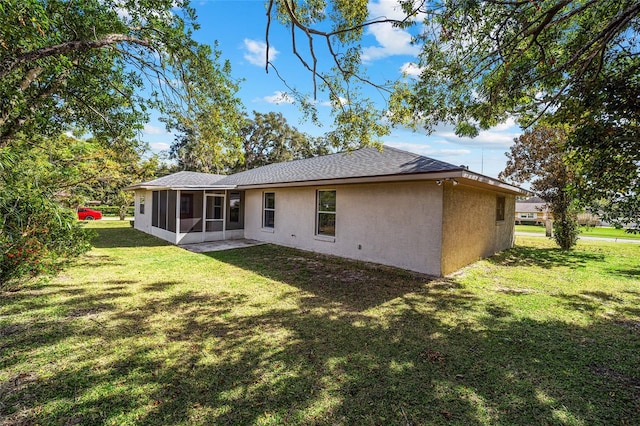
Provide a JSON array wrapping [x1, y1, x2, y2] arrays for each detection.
[[142, 0, 522, 179]]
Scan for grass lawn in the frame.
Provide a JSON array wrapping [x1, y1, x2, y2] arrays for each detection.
[[516, 224, 640, 240], [1, 221, 639, 425]]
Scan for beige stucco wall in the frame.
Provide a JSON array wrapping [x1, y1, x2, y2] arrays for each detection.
[[440, 184, 515, 275], [243, 181, 444, 275], [133, 190, 152, 235]]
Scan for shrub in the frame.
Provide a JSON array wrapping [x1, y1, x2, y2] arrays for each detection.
[[1, 185, 93, 286], [91, 205, 134, 216]]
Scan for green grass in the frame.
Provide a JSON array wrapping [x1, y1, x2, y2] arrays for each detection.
[[516, 224, 640, 240], [2, 221, 639, 425]]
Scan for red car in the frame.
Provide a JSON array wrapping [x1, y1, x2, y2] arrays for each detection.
[[77, 207, 102, 220]]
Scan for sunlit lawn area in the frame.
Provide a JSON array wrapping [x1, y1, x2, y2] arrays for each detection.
[[1, 221, 639, 425], [516, 224, 640, 240]]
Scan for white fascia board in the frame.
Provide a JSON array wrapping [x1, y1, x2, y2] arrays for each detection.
[[124, 185, 237, 191], [234, 170, 530, 195], [233, 172, 461, 189], [459, 171, 532, 196]]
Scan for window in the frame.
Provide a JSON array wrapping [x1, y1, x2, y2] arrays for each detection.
[[317, 190, 336, 236], [206, 196, 223, 220], [263, 192, 275, 228], [519, 212, 535, 219], [205, 195, 224, 232], [139, 194, 145, 214], [496, 196, 506, 221], [229, 192, 241, 223]]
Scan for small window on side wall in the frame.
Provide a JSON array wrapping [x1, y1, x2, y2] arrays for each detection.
[[496, 196, 506, 221], [139, 194, 145, 214], [263, 192, 275, 228]]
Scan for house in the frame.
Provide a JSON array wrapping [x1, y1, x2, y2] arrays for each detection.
[[126, 146, 529, 276], [514, 197, 603, 226], [514, 196, 551, 225]]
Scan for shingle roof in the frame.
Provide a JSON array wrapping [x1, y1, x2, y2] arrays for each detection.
[[515, 203, 548, 213], [520, 196, 545, 203], [131, 171, 227, 188], [217, 145, 463, 187]]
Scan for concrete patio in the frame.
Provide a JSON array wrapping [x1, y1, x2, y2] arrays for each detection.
[[179, 239, 266, 253]]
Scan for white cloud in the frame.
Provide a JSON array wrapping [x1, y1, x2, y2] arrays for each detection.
[[243, 39, 278, 67], [362, 24, 420, 62], [437, 148, 473, 156], [437, 130, 519, 148], [492, 116, 518, 131], [144, 124, 166, 135], [400, 62, 423, 77], [423, 121, 521, 149], [262, 91, 295, 104], [317, 97, 348, 107], [362, 1, 422, 62], [386, 142, 471, 157], [151, 142, 170, 150], [368, 0, 420, 21]]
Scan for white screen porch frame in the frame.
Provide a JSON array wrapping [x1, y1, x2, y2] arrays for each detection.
[[205, 193, 226, 239], [174, 190, 227, 243]]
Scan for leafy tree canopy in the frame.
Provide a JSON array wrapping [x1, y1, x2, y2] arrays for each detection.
[[269, 0, 639, 224], [559, 56, 640, 229], [0, 135, 100, 285], [500, 125, 579, 249], [270, 0, 638, 133], [0, 0, 243, 153], [234, 111, 330, 172]]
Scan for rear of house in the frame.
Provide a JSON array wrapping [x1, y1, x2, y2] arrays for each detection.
[[127, 146, 527, 276]]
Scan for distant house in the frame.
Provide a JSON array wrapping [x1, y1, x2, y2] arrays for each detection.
[[514, 197, 551, 225], [515, 196, 602, 226], [126, 146, 529, 276]]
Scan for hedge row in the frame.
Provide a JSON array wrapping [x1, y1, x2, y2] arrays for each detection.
[[91, 205, 135, 216]]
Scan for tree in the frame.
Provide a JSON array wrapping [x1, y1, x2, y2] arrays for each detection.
[[557, 56, 640, 230], [165, 43, 245, 174], [500, 125, 578, 249], [1, 1, 245, 284], [0, 135, 96, 285], [267, 0, 639, 222], [233, 111, 331, 172], [269, 0, 638, 131], [0, 0, 242, 152]]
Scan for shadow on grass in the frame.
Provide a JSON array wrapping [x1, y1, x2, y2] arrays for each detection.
[[206, 244, 449, 312], [555, 290, 640, 318], [488, 244, 605, 269], [2, 286, 638, 425], [610, 268, 640, 279], [2, 244, 639, 425], [90, 227, 169, 249]]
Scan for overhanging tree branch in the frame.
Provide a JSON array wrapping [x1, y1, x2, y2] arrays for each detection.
[[0, 33, 150, 80]]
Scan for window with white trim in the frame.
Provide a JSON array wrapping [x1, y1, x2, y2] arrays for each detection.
[[519, 212, 535, 219], [205, 195, 224, 232], [316, 190, 336, 236], [263, 192, 275, 228]]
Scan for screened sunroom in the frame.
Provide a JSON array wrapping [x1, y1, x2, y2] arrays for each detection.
[[125, 172, 245, 244]]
